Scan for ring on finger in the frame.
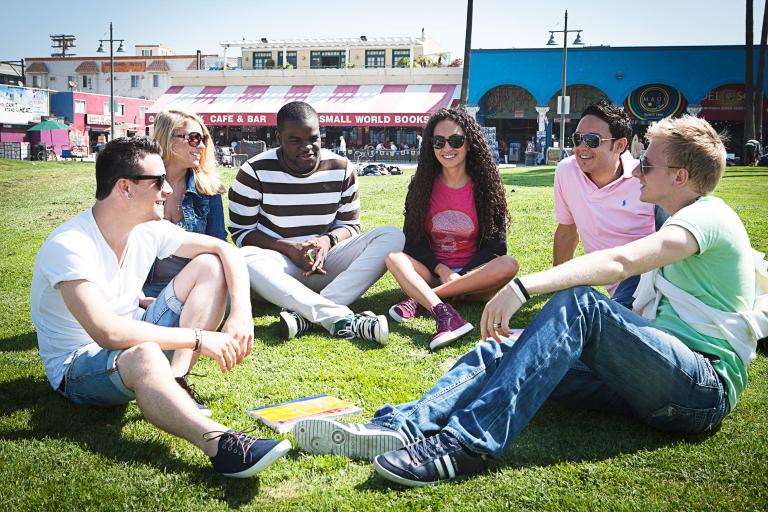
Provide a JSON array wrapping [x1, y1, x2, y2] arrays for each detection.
[[493, 321, 502, 328]]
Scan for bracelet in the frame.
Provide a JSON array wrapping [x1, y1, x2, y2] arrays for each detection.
[[193, 328, 202, 352], [514, 277, 531, 301], [324, 232, 339, 247]]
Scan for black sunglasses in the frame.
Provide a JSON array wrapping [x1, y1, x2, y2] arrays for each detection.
[[174, 131, 209, 147], [572, 132, 616, 149], [638, 157, 682, 176], [432, 134, 466, 149], [124, 173, 166, 188]]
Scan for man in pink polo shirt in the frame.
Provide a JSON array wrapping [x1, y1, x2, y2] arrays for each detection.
[[554, 101, 658, 306]]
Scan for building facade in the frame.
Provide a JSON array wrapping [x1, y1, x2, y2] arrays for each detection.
[[149, 33, 460, 152], [468, 45, 768, 159], [24, 45, 218, 100]]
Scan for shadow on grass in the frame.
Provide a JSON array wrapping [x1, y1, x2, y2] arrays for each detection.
[[0, 331, 37, 352], [0, 375, 261, 506], [723, 171, 768, 178]]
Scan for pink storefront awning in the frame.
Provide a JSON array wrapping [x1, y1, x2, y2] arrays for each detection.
[[147, 84, 460, 127]]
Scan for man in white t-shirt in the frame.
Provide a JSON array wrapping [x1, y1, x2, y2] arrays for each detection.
[[553, 101, 658, 307], [30, 137, 290, 479]]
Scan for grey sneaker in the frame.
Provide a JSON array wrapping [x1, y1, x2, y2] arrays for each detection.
[[336, 312, 389, 345], [294, 418, 408, 461], [279, 310, 311, 339]]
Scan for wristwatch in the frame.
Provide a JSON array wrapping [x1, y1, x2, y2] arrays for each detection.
[[324, 232, 339, 247]]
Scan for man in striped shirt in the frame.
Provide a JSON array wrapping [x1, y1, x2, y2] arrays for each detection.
[[228, 101, 404, 344]]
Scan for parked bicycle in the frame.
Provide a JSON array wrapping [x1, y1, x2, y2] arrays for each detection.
[[35, 145, 58, 162]]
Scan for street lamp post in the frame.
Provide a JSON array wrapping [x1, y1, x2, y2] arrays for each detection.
[[97, 22, 124, 139], [547, 10, 583, 153]]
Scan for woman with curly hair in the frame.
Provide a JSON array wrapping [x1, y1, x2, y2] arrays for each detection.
[[141, 110, 227, 302], [386, 108, 518, 350]]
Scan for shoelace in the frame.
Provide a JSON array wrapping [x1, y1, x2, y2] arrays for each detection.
[[176, 375, 204, 404], [337, 314, 376, 340], [203, 426, 260, 463], [399, 299, 418, 315], [405, 434, 454, 464]]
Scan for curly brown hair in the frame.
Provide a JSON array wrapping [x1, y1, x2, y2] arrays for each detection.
[[403, 108, 510, 244]]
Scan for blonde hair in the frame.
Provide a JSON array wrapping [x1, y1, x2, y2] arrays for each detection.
[[152, 110, 225, 195], [645, 115, 726, 194]]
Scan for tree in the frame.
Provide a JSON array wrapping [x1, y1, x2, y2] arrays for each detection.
[[755, 0, 768, 145], [745, 0, 755, 154], [460, 0, 474, 107]]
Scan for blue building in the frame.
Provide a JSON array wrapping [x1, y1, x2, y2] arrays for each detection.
[[468, 45, 766, 159]]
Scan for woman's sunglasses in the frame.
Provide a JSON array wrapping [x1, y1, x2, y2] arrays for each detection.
[[572, 132, 616, 149], [432, 134, 466, 149], [124, 173, 166, 189], [174, 132, 209, 147]]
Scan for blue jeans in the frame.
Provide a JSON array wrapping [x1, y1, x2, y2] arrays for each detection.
[[59, 282, 183, 407], [611, 275, 640, 308], [372, 286, 729, 458]]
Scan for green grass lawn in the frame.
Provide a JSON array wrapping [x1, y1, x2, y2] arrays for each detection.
[[1, 159, 766, 511]]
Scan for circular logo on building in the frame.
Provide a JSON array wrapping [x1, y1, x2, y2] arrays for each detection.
[[627, 84, 685, 121]]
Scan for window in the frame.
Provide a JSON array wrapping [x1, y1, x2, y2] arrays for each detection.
[[74, 100, 86, 114], [131, 75, 141, 88], [67, 75, 76, 86], [141, 49, 152, 56], [251, 51, 273, 69], [365, 50, 385, 68], [81, 75, 92, 89], [32, 75, 41, 88], [276, 51, 297, 68], [103, 100, 124, 116], [310, 50, 345, 69], [152, 74, 160, 88], [139, 106, 148, 121], [392, 49, 410, 67]]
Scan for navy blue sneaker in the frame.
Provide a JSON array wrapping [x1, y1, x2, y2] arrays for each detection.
[[175, 376, 211, 417], [373, 431, 488, 487], [205, 429, 291, 478], [294, 418, 409, 461]]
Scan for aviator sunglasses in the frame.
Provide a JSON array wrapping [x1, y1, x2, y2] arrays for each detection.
[[124, 173, 167, 189], [174, 131, 209, 147], [432, 134, 467, 149], [572, 132, 616, 149]]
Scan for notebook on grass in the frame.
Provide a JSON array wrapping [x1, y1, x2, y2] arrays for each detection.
[[247, 394, 362, 434]]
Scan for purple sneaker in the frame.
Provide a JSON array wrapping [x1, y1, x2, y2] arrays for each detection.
[[388, 297, 429, 323], [430, 303, 473, 350]]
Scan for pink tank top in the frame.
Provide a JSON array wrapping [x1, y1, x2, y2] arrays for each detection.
[[426, 177, 478, 269]]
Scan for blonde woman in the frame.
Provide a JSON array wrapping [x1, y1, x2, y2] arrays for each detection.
[[142, 110, 227, 300]]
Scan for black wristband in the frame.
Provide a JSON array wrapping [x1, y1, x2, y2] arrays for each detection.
[[325, 232, 338, 247], [514, 278, 531, 301]]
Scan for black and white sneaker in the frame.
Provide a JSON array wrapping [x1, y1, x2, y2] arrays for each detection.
[[206, 428, 291, 478], [293, 418, 409, 461], [336, 312, 389, 345], [175, 375, 212, 417], [373, 431, 488, 487], [279, 310, 311, 339]]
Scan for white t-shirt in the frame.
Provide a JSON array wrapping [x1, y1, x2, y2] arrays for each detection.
[[30, 209, 185, 389]]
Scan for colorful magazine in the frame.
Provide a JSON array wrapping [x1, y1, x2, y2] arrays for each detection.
[[247, 394, 362, 434]]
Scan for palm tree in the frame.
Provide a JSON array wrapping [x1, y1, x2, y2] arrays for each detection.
[[460, 0, 474, 107], [745, 0, 755, 154], [754, 0, 768, 145]]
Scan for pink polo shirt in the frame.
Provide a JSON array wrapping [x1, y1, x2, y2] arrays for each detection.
[[553, 152, 655, 294]]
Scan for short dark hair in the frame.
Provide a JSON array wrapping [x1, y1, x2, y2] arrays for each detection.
[[95, 136, 162, 200], [581, 100, 632, 151], [276, 101, 318, 131]]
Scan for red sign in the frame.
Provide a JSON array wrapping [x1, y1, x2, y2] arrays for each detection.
[[700, 84, 768, 121], [146, 112, 432, 127]]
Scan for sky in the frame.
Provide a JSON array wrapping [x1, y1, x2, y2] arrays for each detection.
[[1, 0, 764, 61]]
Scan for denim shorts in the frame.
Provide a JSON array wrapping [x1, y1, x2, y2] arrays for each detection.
[[58, 281, 183, 407]]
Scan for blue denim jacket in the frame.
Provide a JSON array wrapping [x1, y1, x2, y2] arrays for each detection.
[[142, 170, 226, 297]]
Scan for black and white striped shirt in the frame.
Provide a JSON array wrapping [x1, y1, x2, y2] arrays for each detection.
[[228, 148, 360, 246]]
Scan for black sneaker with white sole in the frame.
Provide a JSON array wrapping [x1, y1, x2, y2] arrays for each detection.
[[279, 310, 311, 339], [335, 312, 389, 345], [373, 431, 488, 487], [205, 428, 291, 478], [293, 418, 409, 461], [175, 375, 212, 417]]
